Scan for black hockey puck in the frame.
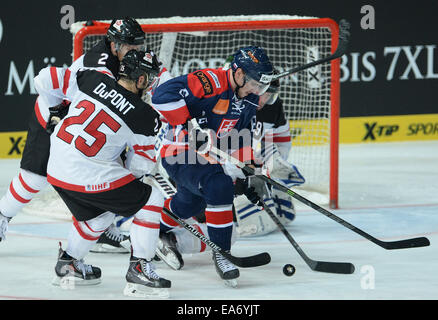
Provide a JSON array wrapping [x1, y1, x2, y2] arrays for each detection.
[[283, 264, 296, 276]]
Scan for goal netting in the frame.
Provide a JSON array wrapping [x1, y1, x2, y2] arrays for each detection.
[[23, 14, 339, 220]]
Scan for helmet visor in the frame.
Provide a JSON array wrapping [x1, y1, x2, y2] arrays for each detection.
[[244, 74, 270, 96], [116, 41, 147, 55]]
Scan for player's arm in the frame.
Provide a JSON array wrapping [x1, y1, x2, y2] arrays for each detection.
[[151, 69, 221, 126], [125, 134, 158, 178], [33, 66, 74, 132], [33, 66, 68, 108], [34, 66, 89, 104], [124, 109, 162, 178], [150, 76, 191, 126]]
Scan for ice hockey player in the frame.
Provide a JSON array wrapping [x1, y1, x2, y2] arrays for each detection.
[[151, 45, 274, 287], [154, 76, 305, 271], [0, 17, 146, 253], [33, 49, 171, 298]]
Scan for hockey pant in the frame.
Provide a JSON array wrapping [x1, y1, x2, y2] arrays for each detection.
[[160, 154, 235, 251], [65, 186, 164, 261]]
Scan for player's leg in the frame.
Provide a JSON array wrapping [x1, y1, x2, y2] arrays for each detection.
[[0, 106, 50, 241], [91, 151, 130, 254], [160, 155, 239, 284], [263, 141, 304, 225], [169, 220, 238, 254], [164, 157, 240, 282], [51, 187, 112, 286], [200, 171, 240, 284], [0, 169, 48, 241], [123, 183, 171, 298], [90, 220, 130, 253], [157, 183, 207, 270]]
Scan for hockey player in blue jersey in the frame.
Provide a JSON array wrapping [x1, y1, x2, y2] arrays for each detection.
[[151, 46, 274, 286]]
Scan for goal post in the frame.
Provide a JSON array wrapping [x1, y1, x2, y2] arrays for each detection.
[[24, 15, 339, 221], [73, 15, 340, 208]]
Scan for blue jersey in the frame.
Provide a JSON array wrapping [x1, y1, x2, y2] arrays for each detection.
[[151, 68, 259, 160]]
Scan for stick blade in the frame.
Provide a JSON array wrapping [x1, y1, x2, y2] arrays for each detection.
[[312, 261, 355, 274], [229, 252, 271, 268], [380, 237, 430, 250]]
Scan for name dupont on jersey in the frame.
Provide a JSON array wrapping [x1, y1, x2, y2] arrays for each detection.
[[93, 82, 136, 115]]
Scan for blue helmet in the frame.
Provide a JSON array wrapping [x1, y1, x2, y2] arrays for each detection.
[[231, 46, 274, 86]]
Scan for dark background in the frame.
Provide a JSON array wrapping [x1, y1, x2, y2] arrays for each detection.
[[1, 0, 437, 131]]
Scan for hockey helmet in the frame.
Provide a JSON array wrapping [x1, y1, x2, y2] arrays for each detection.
[[107, 17, 145, 45], [231, 46, 274, 95], [119, 49, 160, 86]]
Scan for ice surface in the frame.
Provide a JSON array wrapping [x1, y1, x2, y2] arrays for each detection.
[[0, 141, 437, 301]]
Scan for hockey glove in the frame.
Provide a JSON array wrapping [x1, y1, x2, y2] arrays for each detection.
[[46, 101, 70, 134], [187, 117, 213, 155], [235, 178, 263, 209]]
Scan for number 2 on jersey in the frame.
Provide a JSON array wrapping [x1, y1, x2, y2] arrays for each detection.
[[98, 53, 109, 65], [56, 99, 121, 157]]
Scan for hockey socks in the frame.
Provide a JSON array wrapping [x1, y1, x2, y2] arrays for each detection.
[[204, 204, 234, 251], [68, 212, 115, 259], [0, 169, 48, 218], [130, 186, 163, 261]]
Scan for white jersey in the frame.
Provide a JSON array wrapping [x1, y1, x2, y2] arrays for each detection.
[[34, 67, 161, 193], [33, 67, 69, 128], [256, 98, 291, 160], [34, 39, 117, 128]]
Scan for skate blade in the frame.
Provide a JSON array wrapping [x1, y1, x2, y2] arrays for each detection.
[[155, 249, 183, 271], [52, 275, 101, 288], [90, 243, 130, 254], [123, 282, 170, 299], [224, 279, 238, 288]]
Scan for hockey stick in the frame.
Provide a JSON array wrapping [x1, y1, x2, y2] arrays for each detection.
[[272, 19, 351, 81], [146, 173, 271, 268], [205, 144, 430, 250], [259, 198, 355, 274]]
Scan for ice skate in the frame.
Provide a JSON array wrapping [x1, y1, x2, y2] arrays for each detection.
[[212, 251, 240, 288], [52, 243, 101, 287], [124, 256, 171, 299], [155, 231, 184, 270], [90, 224, 130, 254]]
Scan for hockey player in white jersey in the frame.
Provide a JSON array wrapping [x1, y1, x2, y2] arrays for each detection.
[[33, 49, 171, 298], [0, 17, 146, 253]]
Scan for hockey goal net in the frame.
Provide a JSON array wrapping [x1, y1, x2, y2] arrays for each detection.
[[23, 15, 339, 220]]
